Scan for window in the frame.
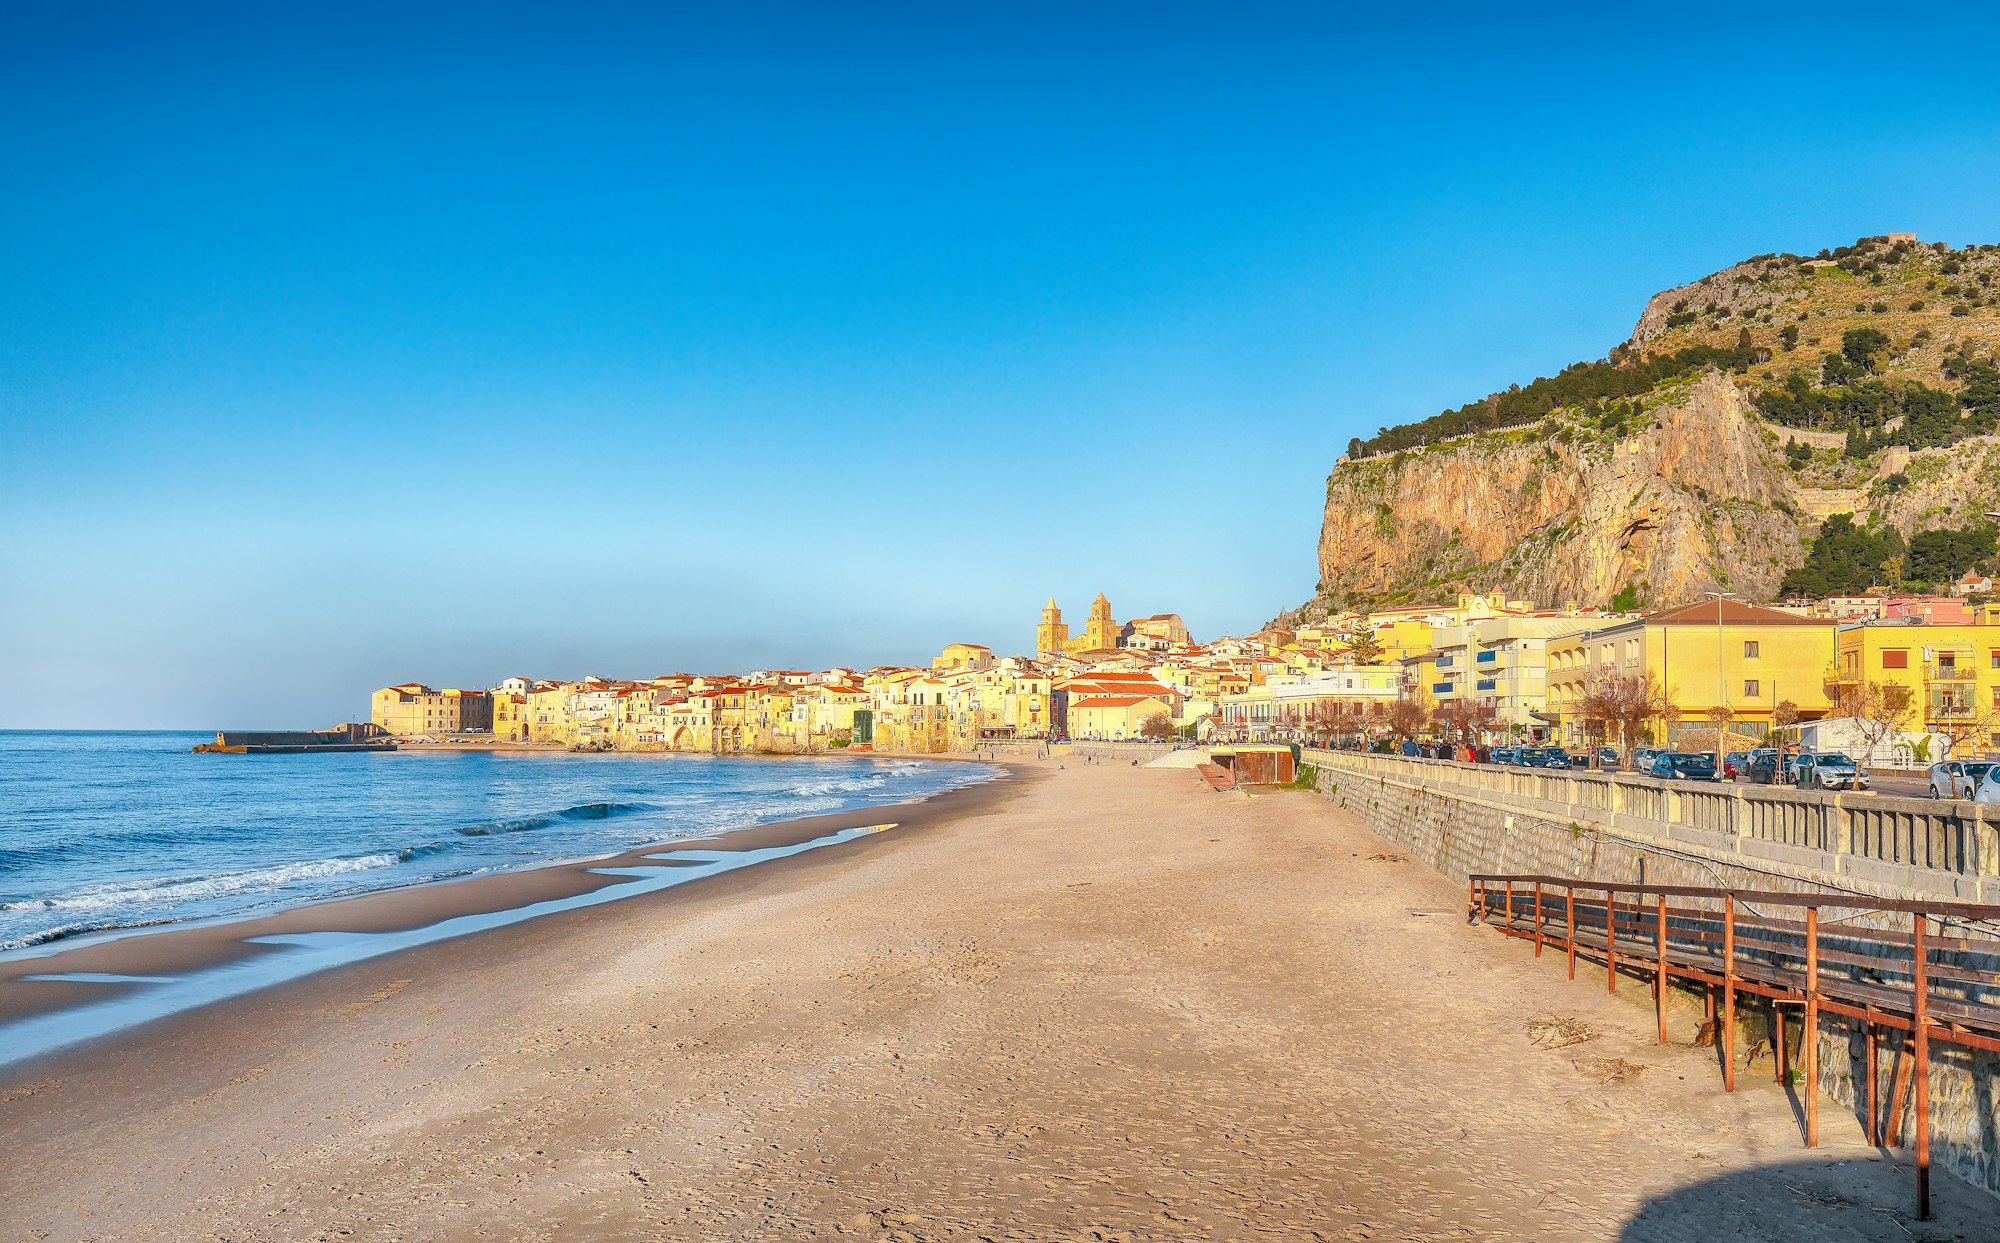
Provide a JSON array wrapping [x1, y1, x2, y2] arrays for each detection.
[[1990, 650, 1999, 670], [1744, 679, 1760, 697], [1883, 650, 1909, 670], [1743, 640, 1760, 658]]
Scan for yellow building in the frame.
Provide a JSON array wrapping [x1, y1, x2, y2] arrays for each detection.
[[1069, 694, 1172, 741], [370, 684, 494, 736], [1832, 616, 2000, 752], [932, 642, 994, 672], [492, 692, 528, 741], [1545, 598, 1834, 747], [526, 684, 572, 745]]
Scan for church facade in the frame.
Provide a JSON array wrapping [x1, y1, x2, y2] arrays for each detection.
[[1038, 593, 1167, 659]]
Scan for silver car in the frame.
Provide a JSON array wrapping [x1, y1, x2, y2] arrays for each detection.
[[1794, 752, 1870, 791], [1929, 760, 1995, 800], [1977, 767, 2000, 804]]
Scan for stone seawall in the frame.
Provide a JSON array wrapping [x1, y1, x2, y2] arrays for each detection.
[[1301, 750, 2000, 1201]]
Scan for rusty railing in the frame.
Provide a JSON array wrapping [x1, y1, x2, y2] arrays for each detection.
[[1468, 874, 2000, 1220]]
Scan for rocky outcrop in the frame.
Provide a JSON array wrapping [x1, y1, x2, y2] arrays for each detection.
[[1627, 255, 1807, 351], [1306, 373, 1809, 616], [1287, 235, 2000, 623]]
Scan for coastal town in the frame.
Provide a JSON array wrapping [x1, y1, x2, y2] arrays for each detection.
[[371, 580, 2000, 765]]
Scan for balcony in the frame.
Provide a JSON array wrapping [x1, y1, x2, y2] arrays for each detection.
[[1926, 664, 1976, 683], [1928, 699, 1975, 720]]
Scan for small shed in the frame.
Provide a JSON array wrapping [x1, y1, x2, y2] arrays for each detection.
[[1208, 744, 1295, 786]]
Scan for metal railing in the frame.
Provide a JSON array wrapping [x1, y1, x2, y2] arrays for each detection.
[[1303, 749, 2000, 886], [1468, 874, 2000, 1220]]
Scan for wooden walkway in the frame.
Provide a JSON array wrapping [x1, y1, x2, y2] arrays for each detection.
[[1195, 762, 1236, 792], [1469, 874, 2000, 1221]]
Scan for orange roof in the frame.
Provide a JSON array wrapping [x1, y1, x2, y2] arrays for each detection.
[[1072, 695, 1164, 709], [1647, 598, 1832, 627]]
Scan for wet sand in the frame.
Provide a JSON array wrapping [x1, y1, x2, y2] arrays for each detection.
[[3, 758, 1994, 1242], [0, 771, 1016, 1030]]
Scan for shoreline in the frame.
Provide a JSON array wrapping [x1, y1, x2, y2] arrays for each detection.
[[0, 761, 1025, 1071], [335, 736, 1013, 762]]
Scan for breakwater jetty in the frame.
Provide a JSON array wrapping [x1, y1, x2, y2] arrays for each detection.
[[193, 723, 395, 754]]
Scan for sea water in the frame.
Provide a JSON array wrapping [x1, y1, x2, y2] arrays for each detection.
[[0, 731, 989, 953]]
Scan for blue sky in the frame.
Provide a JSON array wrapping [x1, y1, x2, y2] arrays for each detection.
[[5, 3, 2000, 728]]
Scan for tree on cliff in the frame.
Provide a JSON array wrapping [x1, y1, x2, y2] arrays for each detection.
[[1905, 525, 1997, 588], [1579, 674, 1673, 769], [1779, 514, 1903, 598]]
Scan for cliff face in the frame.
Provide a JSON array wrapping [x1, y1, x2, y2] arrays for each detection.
[[1309, 373, 1807, 616], [1293, 234, 2000, 623]]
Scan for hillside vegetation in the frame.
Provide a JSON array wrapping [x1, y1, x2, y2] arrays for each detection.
[[1296, 235, 2000, 622]]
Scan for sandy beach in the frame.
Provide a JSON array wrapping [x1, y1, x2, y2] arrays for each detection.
[[4, 756, 1994, 1242]]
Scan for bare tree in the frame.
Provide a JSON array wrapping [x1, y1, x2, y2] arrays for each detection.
[[1579, 674, 1672, 770], [1137, 713, 1173, 742], [1928, 700, 1996, 763], [1305, 697, 1347, 746], [1382, 697, 1429, 743], [1703, 704, 1734, 755], [1826, 677, 1917, 764], [1432, 699, 1497, 747]]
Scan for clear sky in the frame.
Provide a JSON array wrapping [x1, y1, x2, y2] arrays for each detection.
[[5, 3, 2000, 729]]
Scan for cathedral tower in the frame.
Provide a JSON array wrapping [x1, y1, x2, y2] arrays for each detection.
[[1036, 597, 1069, 659], [1083, 592, 1118, 651]]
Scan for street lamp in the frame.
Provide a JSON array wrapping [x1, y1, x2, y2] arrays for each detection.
[[1706, 590, 1738, 751]]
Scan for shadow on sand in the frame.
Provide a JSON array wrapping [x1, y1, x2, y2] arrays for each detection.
[[1618, 1154, 1998, 1242]]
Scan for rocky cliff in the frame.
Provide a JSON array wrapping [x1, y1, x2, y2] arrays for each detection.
[[1308, 373, 1806, 615], [1289, 235, 2000, 623]]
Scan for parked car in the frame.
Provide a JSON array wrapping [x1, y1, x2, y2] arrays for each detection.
[[1490, 747, 1520, 765], [1648, 751, 1720, 781], [1975, 767, 2000, 804], [1927, 760, 1995, 800], [1537, 746, 1573, 770], [1631, 747, 1665, 773], [1518, 746, 1551, 768], [1722, 751, 1753, 780], [1744, 755, 1792, 783], [1594, 746, 1620, 769], [1793, 752, 1870, 792]]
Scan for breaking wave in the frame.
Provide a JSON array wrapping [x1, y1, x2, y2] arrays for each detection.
[[452, 801, 657, 836]]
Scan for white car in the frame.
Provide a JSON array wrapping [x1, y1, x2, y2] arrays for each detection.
[[1976, 767, 2000, 805], [1929, 760, 1996, 800]]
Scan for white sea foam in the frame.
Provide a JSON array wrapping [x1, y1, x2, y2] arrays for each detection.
[[0, 853, 403, 916], [788, 773, 888, 797]]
